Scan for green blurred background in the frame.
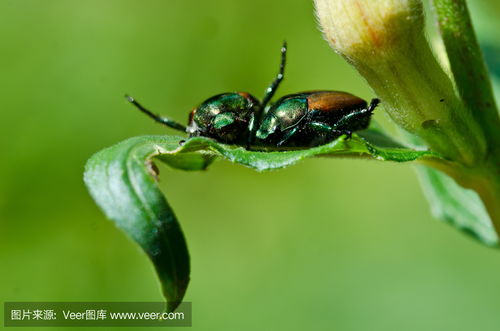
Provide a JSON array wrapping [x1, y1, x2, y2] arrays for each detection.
[[1, 1, 500, 330]]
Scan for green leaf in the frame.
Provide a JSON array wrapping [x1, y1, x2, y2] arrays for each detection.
[[416, 166, 498, 246], [83, 131, 442, 310], [175, 132, 440, 171], [84, 136, 190, 312]]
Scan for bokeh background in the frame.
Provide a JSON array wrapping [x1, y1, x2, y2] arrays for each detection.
[[1, 1, 500, 330]]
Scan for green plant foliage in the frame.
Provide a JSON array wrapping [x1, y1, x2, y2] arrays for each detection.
[[416, 166, 498, 246], [84, 0, 500, 313], [84, 136, 190, 312], [314, 0, 500, 238], [431, 0, 500, 148], [83, 131, 443, 310]]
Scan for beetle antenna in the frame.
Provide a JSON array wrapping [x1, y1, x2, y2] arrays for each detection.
[[260, 41, 287, 110], [125, 94, 187, 132]]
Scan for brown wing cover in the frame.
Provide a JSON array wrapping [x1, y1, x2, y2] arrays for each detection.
[[306, 91, 366, 113]]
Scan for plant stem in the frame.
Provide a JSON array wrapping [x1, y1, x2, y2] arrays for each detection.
[[431, 0, 500, 230], [431, 0, 500, 152]]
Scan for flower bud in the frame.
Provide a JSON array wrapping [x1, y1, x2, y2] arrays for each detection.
[[314, 0, 486, 166]]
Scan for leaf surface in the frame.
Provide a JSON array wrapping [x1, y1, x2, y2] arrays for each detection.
[[83, 131, 446, 310]]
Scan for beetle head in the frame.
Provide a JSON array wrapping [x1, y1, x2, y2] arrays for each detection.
[[187, 92, 259, 144]]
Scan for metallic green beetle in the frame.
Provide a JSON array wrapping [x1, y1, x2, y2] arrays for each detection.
[[126, 42, 380, 149], [255, 91, 379, 147]]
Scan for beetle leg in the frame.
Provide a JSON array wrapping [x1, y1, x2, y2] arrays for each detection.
[[246, 112, 256, 149], [309, 122, 350, 139], [125, 94, 187, 132], [330, 106, 374, 132], [276, 126, 299, 147], [260, 41, 287, 110], [331, 98, 379, 132], [368, 98, 381, 112]]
